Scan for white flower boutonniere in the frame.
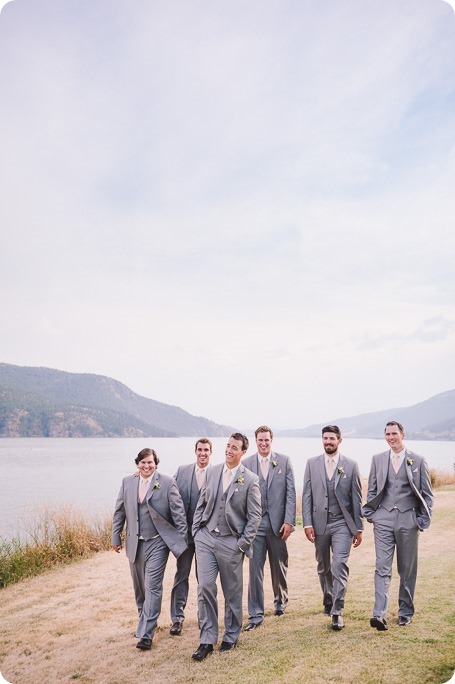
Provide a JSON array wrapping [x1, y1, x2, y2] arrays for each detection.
[[406, 458, 414, 466], [337, 467, 345, 475], [236, 475, 245, 485], [153, 481, 161, 489], [272, 460, 278, 468]]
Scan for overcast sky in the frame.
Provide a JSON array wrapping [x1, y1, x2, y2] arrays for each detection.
[[1, 0, 454, 430]]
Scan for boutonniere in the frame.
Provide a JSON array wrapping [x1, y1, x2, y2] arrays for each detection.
[[272, 460, 278, 468], [337, 467, 345, 475], [153, 481, 161, 489], [236, 475, 245, 485], [406, 458, 414, 466]]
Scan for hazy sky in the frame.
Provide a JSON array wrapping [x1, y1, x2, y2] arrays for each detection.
[[1, 1, 454, 430]]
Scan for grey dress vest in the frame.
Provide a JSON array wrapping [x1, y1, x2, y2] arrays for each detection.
[[206, 481, 232, 536], [326, 473, 343, 520], [258, 470, 269, 515], [138, 498, 159, 540], [380, 459, 420, 512]]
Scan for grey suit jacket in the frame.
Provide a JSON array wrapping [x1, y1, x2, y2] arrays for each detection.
[[302, 454, 363, 536], [112, 472, 188, 563], [192, 463, 262, 558], [242, 451, 296, 536], [362, 449, 433, 530]]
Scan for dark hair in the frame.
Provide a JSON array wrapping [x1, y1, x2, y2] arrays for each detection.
[[322, 425, 341, 438], [385, 421, 404, 435], [230, 432, 249, 451], [135, 448, 159, 466], [195, 438, 213, 451], [255, 425, 274, 439]]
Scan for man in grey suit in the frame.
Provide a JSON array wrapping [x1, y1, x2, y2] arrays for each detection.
[[169, 438, 212, 636], [363, 421, 433, 630], [191, 433, 262, 661], [112, 448, 187, 650], [302, 425, 363, 630], [242, 425, 296, 630]]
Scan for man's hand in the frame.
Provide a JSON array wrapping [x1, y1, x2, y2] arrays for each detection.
[[112, 545, 123, 553], [133, 471, 140, 478], [304, 527, 315, 543], [352, 532, 362, 548], [280, 523, 294, 540]]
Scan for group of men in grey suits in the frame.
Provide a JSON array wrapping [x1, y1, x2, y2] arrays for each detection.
[[111, 420, 433, 656]]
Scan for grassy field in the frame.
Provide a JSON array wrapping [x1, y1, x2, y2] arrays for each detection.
[[0, 488, 454, 684]]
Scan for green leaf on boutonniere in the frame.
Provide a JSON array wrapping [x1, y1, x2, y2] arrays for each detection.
[[406, 458, 414, 466], [153, 481, 161, 489], [236, 475, 245, 485]]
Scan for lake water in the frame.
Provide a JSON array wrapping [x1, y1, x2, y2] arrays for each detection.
[[1, 437, 453, 539]]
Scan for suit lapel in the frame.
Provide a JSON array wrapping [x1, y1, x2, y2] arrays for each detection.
[[334, 454, 344, 488], [267, 452, 277, 487], [318, 455, 328, 491], [146, 473, 159, 501], [377, 451, 389, 492], [226, 464, 243, 502]]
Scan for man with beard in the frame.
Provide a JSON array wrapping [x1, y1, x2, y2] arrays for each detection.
[[302, 425, 363, 630]]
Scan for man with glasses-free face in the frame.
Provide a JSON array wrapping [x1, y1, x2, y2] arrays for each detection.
[[191, 433, 261, 661]]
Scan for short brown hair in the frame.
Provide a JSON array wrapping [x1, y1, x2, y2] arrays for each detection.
[[255, 425, 273, 439], [135, 448, 159, 466], [385, 421, 404, 434], [322, 425, 341, 438], [195, 438, 213, 451], [230, 432, 249, 451]]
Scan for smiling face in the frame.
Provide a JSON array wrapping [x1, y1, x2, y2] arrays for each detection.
[[137, 455, 157, 478], [225, 436, 247, 469], [256, 430, 272, 458], [322, 431, 342, 455], [195, 441, 212, 469], [385, 424, 405, 453]]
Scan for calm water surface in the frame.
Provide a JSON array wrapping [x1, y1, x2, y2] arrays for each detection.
[[1, 437, 453, 538]]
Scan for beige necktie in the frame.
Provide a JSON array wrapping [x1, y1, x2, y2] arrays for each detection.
[[327, 457, 335, 479], [260, 458, 269, 480], [392, 453, 401, 474], [223, 469, 232, 493], [196, 468, 204, 490], [139, 478, 149, 503]]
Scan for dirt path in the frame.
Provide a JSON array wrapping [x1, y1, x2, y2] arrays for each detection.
[[1, 490, 454, 684]]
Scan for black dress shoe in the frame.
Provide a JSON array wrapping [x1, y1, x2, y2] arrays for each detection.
[[324, 604, 333, 616], [192, 644, 213, 661], [274, 610, 285, 616], [398, 616, 412, 626], [219, 641, 237, 652], [170, 622, 183, 635], [136, 638, 152, 650], [244, 622, 261, 631], [370, 616, 388, 631], [331, 615, 345, 631]]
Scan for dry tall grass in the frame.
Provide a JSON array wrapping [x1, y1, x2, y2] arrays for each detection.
[[0, 506, 112, 588]]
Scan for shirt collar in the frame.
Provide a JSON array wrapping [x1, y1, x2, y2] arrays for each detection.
[[390, 447, 406, 460], [325, 453, 340, 466]]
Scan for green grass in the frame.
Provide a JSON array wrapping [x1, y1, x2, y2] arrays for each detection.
[[0, 506, 112, 588]]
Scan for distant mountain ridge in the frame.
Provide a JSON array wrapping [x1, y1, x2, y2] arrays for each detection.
[[0, 363, 233, 438], [277, 389, 455, 440]]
